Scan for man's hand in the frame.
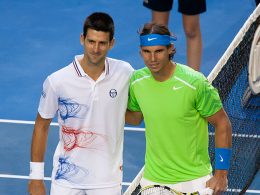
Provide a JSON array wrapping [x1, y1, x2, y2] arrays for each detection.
[[28, 180, 46, 195], [206, 170, 228, 195]]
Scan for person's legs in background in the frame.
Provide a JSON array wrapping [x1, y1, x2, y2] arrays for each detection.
[[143, 0, 205, 71], [178, 0, 206, 71], [151, 10, 170, 26], [182, 14, 202, 71]]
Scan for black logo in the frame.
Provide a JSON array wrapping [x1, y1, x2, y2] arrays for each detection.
[[109, 89, 117, 98]]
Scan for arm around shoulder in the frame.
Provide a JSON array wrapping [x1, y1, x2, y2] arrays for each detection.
[[125, 109, 143, 125]]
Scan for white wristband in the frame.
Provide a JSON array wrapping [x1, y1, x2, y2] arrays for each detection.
[[29, 162, 44, 180]]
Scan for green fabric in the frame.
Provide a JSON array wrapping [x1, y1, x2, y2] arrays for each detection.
[[128, 63, 222, 183]]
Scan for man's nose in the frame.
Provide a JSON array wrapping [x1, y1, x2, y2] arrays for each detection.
[[151, 53, 156, 61], [94, 43, 99, 52]]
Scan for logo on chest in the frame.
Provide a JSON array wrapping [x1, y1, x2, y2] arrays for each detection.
[[109, 89, 117, 98], [172, 86, 183, 90]]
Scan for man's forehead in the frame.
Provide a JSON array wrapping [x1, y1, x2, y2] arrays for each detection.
[[141, 45, 168, 51], [86, 29, 110, 40]]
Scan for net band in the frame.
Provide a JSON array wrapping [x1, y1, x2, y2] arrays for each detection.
[[215, 148, 232, 170], [140, 34, 176, 46], [29, 162, 44, 180]]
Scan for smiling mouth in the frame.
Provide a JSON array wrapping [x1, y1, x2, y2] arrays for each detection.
[[148, 63, 159, 68], [92, 53, 100, 57], [91, 51, 101, 56], [149, 61, 158, 65]]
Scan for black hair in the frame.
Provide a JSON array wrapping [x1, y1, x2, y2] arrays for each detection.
[[83, 12, 114, 41]]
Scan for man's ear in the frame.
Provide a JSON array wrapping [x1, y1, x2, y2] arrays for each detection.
[[80, 34, 84, 45], [168, 44, 174, 54], [109, 38, 115, 49], [139, 49, 143, 57]]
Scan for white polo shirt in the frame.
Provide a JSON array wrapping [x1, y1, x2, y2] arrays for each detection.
[[38, 55, 133, 189]]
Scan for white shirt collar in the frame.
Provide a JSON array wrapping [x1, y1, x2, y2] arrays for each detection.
[[73, 54, 110, 78]]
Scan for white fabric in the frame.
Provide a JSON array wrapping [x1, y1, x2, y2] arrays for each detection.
[[140, 175, 213, 194], [29, 162, 44, 180], [38, 55, 133, 189], [50, 182, 122, 195]]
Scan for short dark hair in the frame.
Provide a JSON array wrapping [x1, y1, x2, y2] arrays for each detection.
[[139, 22, 171, 36], [83, 12, 114, 41], [139, 22, 176, 59]]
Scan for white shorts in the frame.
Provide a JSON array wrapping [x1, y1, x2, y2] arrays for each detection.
[[140, 175, 213, 195], [50, 182, 122, 195]]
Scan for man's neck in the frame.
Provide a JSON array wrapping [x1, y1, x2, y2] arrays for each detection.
[[153, 61, 176, 82], [79, 57, 105, 81]]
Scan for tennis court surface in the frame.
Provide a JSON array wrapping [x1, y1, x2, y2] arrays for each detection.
[[0, 0, 259, 194]]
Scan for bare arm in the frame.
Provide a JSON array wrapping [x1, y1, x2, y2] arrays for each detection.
[[28, 113, 52, 195], [31, 113, 52, 161], [125, 109, 143, 125], [207, 108, 232, 148], [206, 108, 232, 194]]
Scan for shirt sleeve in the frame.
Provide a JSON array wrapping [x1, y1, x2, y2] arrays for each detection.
[[127, 75, 141, 112], [195, 77, 223, 117], [38, 76, 58, 119]]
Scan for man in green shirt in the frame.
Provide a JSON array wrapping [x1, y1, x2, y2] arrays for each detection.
[[126, 23, 232, 194]]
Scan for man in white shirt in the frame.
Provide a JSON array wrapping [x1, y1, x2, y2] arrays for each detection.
[[28, 12, 133, 195]]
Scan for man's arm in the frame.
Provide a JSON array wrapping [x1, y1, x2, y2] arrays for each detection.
[[125, 109, 143, 125], [206, 108, 232, 194], [28, 113, 52, 195]]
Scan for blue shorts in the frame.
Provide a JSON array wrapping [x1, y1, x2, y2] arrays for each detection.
[[143, 0, 206, 15]]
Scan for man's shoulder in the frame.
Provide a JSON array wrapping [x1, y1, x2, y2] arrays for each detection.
[[106, 57, 133, 72], [130, 67, 152, 85], [44, 61, 75, 86], [175, 63, 207, 85], [49, 63, 73, 78], [133, 67, 150, 75]]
